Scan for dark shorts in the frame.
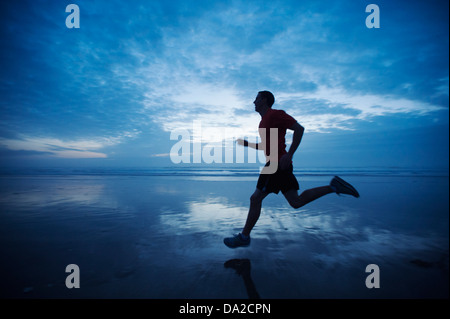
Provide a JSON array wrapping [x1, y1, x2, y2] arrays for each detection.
[[256, 162, 300, 194]]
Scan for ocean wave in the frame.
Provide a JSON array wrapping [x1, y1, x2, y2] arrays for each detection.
[[0, 166, 448, 178]]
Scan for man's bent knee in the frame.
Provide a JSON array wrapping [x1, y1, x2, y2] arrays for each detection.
[[283, 190, 304, 209], [285, 196, 303, 209], [288, 200, 304, 209]]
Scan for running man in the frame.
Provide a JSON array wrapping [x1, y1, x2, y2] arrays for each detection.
[[224, 91, 360, 248]]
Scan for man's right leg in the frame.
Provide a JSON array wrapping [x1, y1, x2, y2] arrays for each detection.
[[242, 188, 269, 237], [224, 188, 269, 248]]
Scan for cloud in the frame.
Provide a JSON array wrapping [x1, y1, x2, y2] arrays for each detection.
[[0, 137, 107, 158], [277, 86, 446, 132], [150, 153, 170, 158], [0, 130, 140, 159], [112, 0, 447, 141], [0, 0, 447, 167], [433, 77, 449, 98], [148, 81, 257, 130]]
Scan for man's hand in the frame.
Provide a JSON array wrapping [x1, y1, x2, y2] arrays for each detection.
[[237, 138, 246, 146], [279, 153, 292, 170], [237, 138, 260, 150]]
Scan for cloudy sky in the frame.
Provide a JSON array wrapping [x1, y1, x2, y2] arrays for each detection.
[[0, 0, 448, 169]]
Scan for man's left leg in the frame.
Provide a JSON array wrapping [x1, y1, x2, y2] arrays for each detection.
[[283, 175, 360, 208], [283, 186, 333, 209]]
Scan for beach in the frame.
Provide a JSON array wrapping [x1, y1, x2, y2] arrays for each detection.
[[0, 168, 448, 299]]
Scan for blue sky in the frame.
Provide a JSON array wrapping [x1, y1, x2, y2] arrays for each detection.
[[0, 0, 448, 169]]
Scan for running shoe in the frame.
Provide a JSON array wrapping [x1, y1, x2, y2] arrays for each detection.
[[330, 176, 360, 198], [224, 233, 251, 248]]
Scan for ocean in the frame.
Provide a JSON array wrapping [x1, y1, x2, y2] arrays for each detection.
[[0, 166, 448, 298]]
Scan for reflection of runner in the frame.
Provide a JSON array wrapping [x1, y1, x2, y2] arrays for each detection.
[[224, 259, 260, 299], [224, 91, 360, 248]]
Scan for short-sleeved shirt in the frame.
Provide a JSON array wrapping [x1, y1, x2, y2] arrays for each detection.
[[258, 108, 297, 161]]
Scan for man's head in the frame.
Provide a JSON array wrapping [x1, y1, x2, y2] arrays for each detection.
[[254, 91, 275, 113]]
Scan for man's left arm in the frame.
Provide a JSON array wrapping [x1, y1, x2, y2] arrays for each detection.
[[280, 122, 304, 169]]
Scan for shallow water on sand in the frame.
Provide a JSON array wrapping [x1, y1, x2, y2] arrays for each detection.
[[0, 172, 448, 298]]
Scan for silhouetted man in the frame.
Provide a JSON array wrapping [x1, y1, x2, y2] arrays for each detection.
[[224, 91, 359, 248]]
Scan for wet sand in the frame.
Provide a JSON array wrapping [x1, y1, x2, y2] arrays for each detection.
[[0, 172, 448, 298]]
